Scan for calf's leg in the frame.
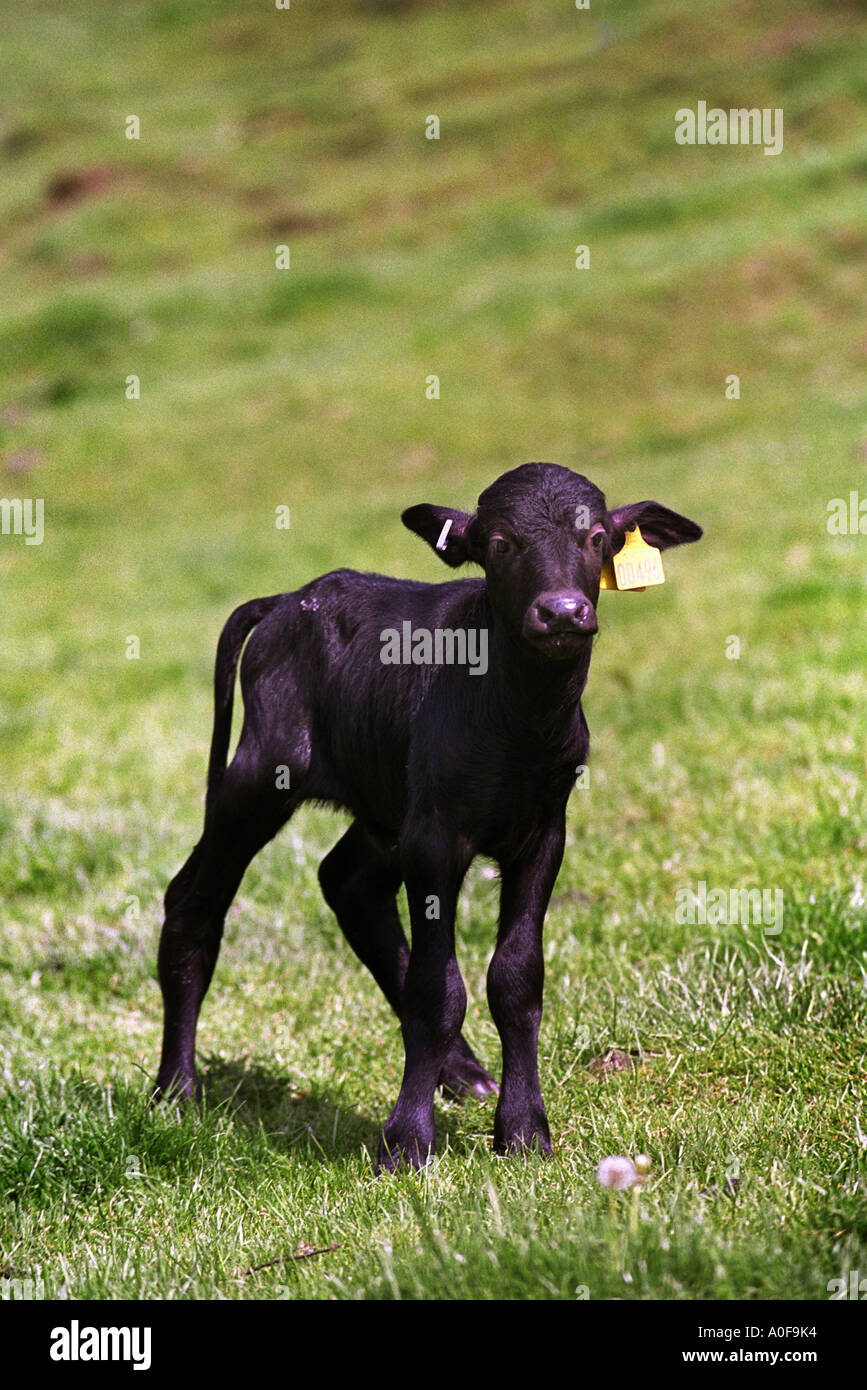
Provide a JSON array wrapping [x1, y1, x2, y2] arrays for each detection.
[[377, 824, 470, 1171], [319, 822, 496, 1099], [155, 760, 297, 1102], [487, 825, 565, 1156]]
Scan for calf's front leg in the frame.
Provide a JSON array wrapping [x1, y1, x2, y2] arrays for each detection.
[[487, 824, 565, 1156], [377, 826, 469, 1173]]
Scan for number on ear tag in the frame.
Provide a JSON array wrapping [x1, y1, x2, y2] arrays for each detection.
[[600, 525, 665, 591]]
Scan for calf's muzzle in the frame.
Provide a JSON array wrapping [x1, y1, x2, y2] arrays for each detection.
[[523, 589, 598, 645]]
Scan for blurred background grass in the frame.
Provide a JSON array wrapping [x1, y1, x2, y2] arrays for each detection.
[[0, 0, 866, 1301]]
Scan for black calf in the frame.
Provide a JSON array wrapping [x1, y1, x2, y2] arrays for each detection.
[[155, 462, 701, 1170]]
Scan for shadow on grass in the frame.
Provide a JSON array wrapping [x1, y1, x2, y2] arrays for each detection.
[[197, 1056, 492, 1166]]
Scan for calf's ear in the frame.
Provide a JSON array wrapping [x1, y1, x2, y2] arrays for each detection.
[[608, 500, 703, 552], [401, 504, 482, 568]]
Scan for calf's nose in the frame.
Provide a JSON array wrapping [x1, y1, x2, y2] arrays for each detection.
[[529, 590, 598, 636]]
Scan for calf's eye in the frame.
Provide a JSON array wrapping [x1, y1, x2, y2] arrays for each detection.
[[492, 538, 511, 555], [589, 532, 604, 549]]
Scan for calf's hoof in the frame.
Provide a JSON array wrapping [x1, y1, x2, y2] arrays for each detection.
[[375, 1122, 434, 1175], [151, 1069, 200, 1107], [493, 1115, 553, 1158], [438, 1044, 498, 1101]]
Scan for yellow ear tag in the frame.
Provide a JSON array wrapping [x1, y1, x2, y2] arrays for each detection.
[[600, 525, 665, 591]]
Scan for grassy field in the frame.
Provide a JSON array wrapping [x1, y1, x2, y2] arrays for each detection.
[[1, 0, 866, 1302]]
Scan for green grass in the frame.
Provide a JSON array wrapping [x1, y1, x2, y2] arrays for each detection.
[[1, 0, 866, 1300]]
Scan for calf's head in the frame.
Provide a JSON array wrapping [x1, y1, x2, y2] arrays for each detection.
[[403, 462, 702, 660]]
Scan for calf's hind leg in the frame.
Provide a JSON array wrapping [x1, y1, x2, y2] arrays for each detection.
[[155, 764, 298, 1102], [318, 822, 496, 1099]]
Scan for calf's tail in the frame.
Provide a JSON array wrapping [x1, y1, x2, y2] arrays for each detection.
[[206, 595, 283, 807]]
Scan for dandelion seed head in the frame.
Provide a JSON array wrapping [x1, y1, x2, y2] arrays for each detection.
[[596, 1155, 638, 1190]]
